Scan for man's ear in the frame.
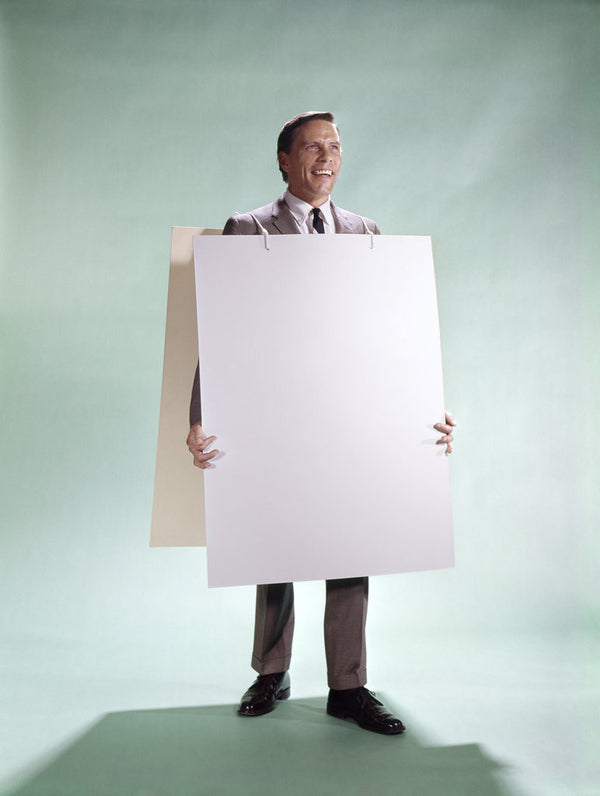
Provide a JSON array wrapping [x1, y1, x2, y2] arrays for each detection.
[[278, 150, 288, 173]]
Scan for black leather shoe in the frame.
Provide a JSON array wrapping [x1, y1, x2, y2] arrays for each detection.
[[327, 687, 406, 735], [237, 671, 291, 716]]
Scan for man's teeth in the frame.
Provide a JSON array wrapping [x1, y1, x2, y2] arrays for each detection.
[[313, 170, 332, 176]]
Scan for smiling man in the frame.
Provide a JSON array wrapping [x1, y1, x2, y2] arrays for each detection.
[[203, 112, 381, 239], [277, 114, 341, 211], [187, 111, 456, 735]]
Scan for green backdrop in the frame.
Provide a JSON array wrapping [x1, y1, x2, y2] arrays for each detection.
[[0, 1, 598, 791]]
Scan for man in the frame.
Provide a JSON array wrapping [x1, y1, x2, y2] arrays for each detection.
[[187, 112, 456, 735]]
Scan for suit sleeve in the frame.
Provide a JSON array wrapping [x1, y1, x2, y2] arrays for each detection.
[[189, 215, 247, 427], [189, 362, 202, 427], [223, 214, 243, 235]]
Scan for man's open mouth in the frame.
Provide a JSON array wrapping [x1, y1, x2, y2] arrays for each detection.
[[312, 170, 333, 176]]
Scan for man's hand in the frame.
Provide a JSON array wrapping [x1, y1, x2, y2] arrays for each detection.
[[186, 423, 219, 469], [434, 411, 456, 454]]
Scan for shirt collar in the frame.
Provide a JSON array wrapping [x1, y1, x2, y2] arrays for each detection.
[[284, 189, 334, 231]]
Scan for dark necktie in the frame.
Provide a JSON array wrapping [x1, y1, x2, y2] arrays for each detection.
[[312, 207, 325, 234]]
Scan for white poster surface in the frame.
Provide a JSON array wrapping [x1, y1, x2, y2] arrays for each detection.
[[194, 234, 454, 587]]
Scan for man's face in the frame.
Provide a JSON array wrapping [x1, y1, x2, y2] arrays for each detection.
[[278, 120, 342, 207]]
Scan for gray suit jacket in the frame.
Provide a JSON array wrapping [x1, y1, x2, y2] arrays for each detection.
[[190, 193, 380, 425], [222, 192, 380, 236]]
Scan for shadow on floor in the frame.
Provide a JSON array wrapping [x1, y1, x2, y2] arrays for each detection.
[[7, 696, 513, 796]]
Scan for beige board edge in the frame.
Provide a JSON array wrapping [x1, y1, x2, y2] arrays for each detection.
[[150, 226, 221, 547]]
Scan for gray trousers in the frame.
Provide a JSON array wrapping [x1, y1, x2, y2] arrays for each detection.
[[251, 578, 369, 690]]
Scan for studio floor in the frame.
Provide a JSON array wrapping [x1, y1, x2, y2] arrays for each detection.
[[1, 627, 597, 796]]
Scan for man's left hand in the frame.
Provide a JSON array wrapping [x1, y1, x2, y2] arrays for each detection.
[[434, 411, 456, 454]]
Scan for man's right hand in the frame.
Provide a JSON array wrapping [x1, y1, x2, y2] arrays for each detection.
[[186, 423, 219, 469]]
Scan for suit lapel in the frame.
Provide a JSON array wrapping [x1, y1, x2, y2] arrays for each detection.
[[331, 201, 359, 234], [270, 195, 299, 234]]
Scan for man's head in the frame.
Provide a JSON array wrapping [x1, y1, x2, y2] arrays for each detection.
[[277, 111, 342, 207]]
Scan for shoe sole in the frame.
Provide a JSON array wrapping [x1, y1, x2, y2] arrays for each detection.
[[326, 706, 406, 735]]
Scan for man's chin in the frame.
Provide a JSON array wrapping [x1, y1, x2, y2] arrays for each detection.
[[310, 181, 336, 200], [289, 181, 336, 205]]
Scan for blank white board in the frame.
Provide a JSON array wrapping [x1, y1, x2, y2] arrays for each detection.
[[194, 234, 454, 587]]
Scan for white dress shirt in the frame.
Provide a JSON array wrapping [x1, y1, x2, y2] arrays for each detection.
[[283, 189, 336, 234]]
